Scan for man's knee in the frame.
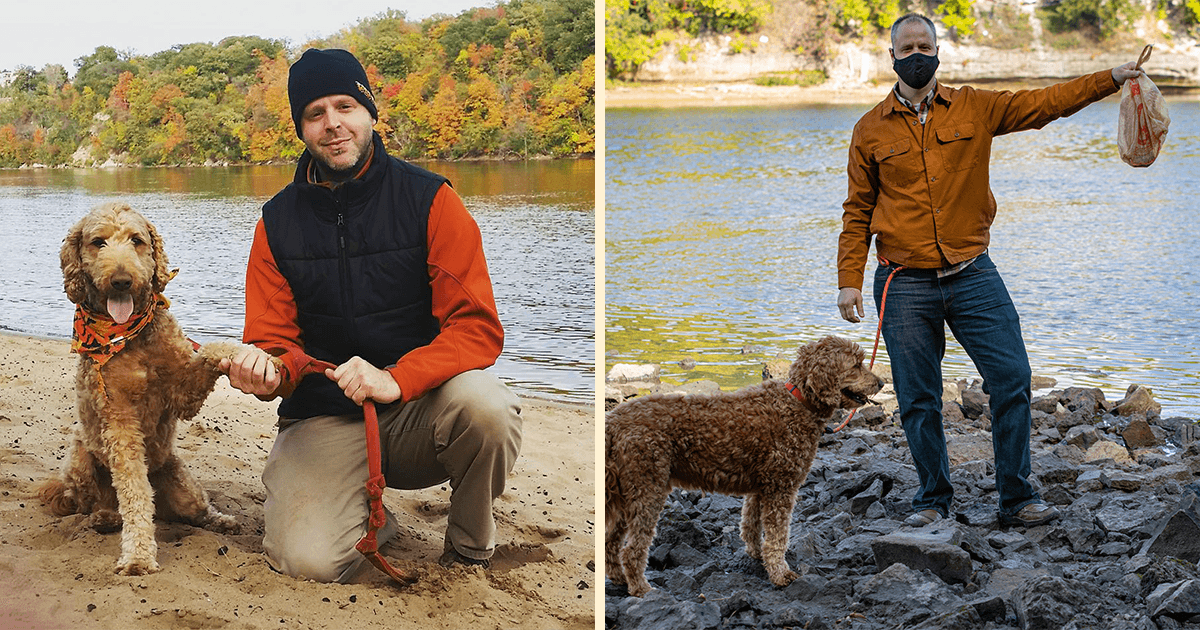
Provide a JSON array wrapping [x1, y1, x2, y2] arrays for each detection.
[[443, 371, 523, 451], [266, 539, 363, 583]]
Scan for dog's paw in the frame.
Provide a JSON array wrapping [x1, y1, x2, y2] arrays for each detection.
[[89, 509, 123, 534], [628, 580, 653, 598], [202, 510, 240, 535], [767, 567, 799, 587], [115, 555, 160, 576]]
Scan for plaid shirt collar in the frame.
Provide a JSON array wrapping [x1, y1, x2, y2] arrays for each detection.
[[893, 80, 939, 125]]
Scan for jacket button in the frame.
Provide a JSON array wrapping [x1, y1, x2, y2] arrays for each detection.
[[891, 148, 895, 153], [955, 132, 960, 137]]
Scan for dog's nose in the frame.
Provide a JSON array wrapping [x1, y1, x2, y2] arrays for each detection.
[[111, 274, 132, 292]]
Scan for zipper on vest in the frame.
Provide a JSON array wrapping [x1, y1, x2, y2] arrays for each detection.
[[335, 211, 359, 342]]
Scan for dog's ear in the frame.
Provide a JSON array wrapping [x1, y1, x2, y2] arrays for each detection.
[[60, 218, 87, 304], [147, 220, 172, 293], [792, 336, 844, 408]]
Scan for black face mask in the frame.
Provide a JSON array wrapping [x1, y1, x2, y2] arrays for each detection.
[[893, 52, 939, 90]]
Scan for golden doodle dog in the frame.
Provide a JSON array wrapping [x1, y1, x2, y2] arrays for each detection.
[[39, 202, 247, 575], [605, 335, 884, 597]]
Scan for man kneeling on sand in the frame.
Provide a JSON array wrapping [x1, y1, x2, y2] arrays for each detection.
[[221, 48, 522, 583]]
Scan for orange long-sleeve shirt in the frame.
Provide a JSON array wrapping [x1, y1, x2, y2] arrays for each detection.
[[243, 183, 504, 404], [837, 69, 1121, 291]]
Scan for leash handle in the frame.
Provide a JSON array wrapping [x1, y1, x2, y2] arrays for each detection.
[[833, 262, 905, 433], [270, 347, 417, 586], [1136, 44, 1152, 71]]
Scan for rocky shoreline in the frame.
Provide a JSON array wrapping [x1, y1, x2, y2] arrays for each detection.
[[604, 364, 1200, 629]]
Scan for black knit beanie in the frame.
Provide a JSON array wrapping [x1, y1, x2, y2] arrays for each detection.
[[288, 48, 378, 138]]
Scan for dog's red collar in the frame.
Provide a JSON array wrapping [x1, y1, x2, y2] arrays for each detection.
[[784, 381, 819, 410]]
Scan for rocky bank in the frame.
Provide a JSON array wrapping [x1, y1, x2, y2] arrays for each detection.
[[604, 366, 1200, 629]]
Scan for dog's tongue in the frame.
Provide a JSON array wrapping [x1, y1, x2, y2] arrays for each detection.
[[107, 294, 135, 324]]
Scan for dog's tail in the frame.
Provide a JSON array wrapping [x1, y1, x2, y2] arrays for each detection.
[[604, 429, 624, 531], [38, 479, 78, 517]]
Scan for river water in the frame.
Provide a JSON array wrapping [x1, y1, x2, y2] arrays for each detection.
[[0, 159, 595, 405], [606, 98, 1200, 416]]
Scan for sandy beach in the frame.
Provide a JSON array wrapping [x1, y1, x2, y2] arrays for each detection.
[[0, 333, 596, 630]]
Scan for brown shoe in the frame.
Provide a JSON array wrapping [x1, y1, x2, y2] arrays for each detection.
[[902, 509, 942, 527], [1000, 502, 1060, 527], [438, 540, 490, 569]]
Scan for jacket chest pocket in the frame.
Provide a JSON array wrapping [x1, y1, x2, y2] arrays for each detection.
[[935, 123, 980, 172], [873, 139, 921, 188]]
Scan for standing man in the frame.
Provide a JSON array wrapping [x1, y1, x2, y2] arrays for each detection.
[[836, 14, 1142, 527], [222, 49, 522, 582]]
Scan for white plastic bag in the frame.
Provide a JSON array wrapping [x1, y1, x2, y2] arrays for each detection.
[[1118, 44, 1170, 168]]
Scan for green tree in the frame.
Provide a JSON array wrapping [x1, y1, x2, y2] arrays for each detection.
[[74, 46, 138, 98], [1043, 0, 1137, 38], [938, 0, 976, 38]]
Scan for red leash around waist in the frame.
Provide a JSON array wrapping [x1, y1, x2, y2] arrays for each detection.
[[287, 353, 416, 586]]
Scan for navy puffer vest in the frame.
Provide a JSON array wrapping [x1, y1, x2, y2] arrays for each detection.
[[263, 132, 446, 418]]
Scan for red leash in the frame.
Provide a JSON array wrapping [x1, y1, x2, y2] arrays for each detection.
[[284, 352, 417, 586], [829, 260, 905, 433]]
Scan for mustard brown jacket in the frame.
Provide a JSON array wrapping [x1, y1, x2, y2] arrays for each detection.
[[837, 69, 1121, 291]]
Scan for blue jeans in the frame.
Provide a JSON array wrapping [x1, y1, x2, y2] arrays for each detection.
[[874, 252, 1039, 519]]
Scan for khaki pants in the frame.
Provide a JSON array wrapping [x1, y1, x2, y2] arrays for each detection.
[[261, 370, 522, 583]]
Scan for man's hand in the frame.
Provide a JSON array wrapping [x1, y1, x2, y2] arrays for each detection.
[[326, 356, 402, 406], [1112, 61, 1144, 86], [221, 345, 281, 396], [838, 287, 865, 323]]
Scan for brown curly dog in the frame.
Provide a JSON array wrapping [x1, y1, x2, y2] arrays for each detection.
[[605, 335, 884, 597], [39, 202, 249, 575]]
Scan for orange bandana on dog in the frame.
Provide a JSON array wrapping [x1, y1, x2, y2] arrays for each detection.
[[71, 294, 170, 365], [71, 294, 170, 399]]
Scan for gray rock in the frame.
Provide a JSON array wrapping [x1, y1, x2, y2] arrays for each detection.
[[1010, 575, 1103, 630], [1040, 485, 1077, 506], [667, 542, 710, 568], [781, 573, 826, 602], [1030, 395, 1060, 415], [1147, 494, 1200, 563], [1033, 453, 1081, 485], [1076, 469, 1106, 492], [621, 589, 721, 630], [849, 478, 886, 514], [1064, 424, 1100, 450], [1147, 579, 1200, 620], [907, 606, 983, 630], [1103, 471, 1143, 492], [967, 594, 1008, 622], [856, 562, 963, 610], [870, 528, 973, 584], [1096, 500, 1151, 536], [958, 502, 1000, 527]]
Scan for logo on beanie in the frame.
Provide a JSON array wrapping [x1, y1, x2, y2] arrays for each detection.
[[356, 81, 376, 106]]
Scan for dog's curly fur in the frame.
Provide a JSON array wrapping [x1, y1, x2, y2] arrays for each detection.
[[39, 202, 244, 576], [605, 336, 885, 597]]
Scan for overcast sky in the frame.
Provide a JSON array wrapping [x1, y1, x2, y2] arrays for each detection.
[[1, 1, 498, 74]]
